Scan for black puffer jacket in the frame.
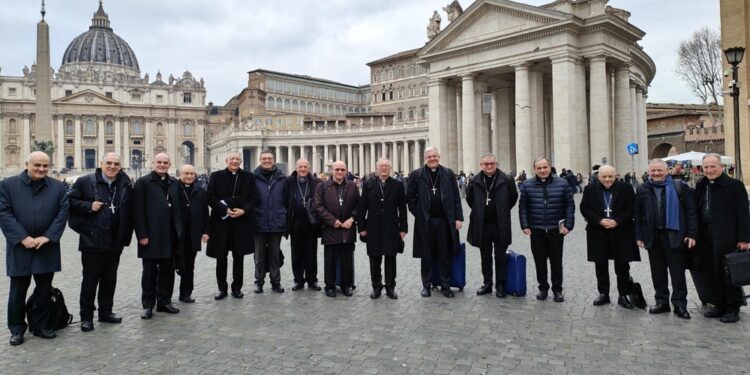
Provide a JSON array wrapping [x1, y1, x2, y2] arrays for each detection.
[[519, 175, 575, 231]]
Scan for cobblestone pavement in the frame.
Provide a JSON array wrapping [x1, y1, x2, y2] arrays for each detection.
[[0, 196, 748, 374]]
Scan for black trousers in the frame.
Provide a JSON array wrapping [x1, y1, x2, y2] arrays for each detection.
[[369, 255, 396, 289], [594, 261, 632, 296], [216, 253, 244, 293], [141, 258, 175, 309], [80, 251, 121, 320], [324, 243, 354, 290], [530, 230, 565, 292], [479, 223, 508, 289], [420, 218, 452, 289], [647, 230, 688, 308], [254, 232, 282, 286], [701, 226, 744, 313], [7, 273, 54, 335], [290, 218, 318, 284], [179, 249, 197, 298]]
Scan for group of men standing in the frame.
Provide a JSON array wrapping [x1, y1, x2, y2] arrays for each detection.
[[1, 146, 747, 346]]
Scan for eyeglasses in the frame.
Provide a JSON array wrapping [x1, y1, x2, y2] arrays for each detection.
[[104, 161, 121, 166]]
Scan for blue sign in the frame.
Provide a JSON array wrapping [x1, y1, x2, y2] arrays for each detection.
[[626, 143, 639, 155]]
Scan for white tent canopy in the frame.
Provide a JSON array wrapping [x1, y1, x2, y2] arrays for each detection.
[[662, 151, 733, 166]]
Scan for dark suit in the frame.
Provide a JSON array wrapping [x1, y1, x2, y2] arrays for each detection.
[[286, 172, 321, 285], [635, 178, 698, 309], [170, 182, 209, 299]]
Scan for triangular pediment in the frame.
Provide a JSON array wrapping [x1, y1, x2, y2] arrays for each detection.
[[54, 89, 120, 105], [421, 0, 572, 55]]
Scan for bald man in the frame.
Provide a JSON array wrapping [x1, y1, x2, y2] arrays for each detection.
[[580, 165, 639, 309], [68, 153, 133, 332], [0, 152, 69, 345], [133, 153, 180, 319], [170, 164, 209, 303]]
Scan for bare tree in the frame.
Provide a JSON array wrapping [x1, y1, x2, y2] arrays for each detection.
[[675, 27, 723, 127]]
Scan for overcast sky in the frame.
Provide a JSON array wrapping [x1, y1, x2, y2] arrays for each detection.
[[0, 0, 721, 105]]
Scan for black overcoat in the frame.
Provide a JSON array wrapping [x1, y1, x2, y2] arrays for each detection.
[[465, 170, 518, 248], [695, 173, 750, 256], [68, 169, 134, 252], [314, 179, 358, 245], [580, 181, 640, 263], [133, 171, 176, 259], [406, 165, 463, 259], [170, 182, 210, 254], [0, 172, 69, 277], [285, 172, 322, 237], [206, 168, 257, 258], [357, 177, 408, 256]]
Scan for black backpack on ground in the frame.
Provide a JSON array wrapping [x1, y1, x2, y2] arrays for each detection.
[[26, 287, 74, 331]]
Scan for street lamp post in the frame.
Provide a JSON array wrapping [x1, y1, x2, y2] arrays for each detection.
[[725, 46, 745, 181]]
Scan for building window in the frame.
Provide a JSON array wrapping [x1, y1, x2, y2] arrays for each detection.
[[84, 119, 96, 135], [131, 93, 142, 102], [131, 121, 143, 136], [66, 139, 73, 144], [183, 93, 192, 103], [8, 119, 17, 134], [156, 94, 163, 103], [65, 120, 74, 135], [106, 140, 113, 145], [133, 140, 141, 145], [397, 109, 403, 122], [105, 121, 114, 136], [105, 92, 112, 98], [408, 107, 415, 120], [8, 88, 16, 96], [65, 90, 73, 97], [156, 123, 164, 136], [183, 122, 193, 137], [420, 107, 427, 119]]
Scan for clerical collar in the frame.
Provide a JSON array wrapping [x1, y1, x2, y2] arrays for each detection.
[[430, 168, 437, 172], [483, 171, 495, 178], [183, 183, 192, 188], [379, 177, 388, 182], [298, 176, 308, 182], [333, 179, 345, 185]]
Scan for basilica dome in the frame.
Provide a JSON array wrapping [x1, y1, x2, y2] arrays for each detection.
[[61, 1, 139, 73]]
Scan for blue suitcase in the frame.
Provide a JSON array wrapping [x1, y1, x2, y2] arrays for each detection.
[[503, 250, 526, 297], [431, 242, 466, 290]]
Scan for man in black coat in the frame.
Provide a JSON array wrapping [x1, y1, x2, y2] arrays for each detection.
[[466, 153, 518, 298], [0, 152, 69, 346], [580, 165, 639, 309], [206, 151, 257, 300], [635, 159, 697, 320], [407, 146, 463, 299], [133, 152, 180, 319], [286, 159, 322, 291], [695, 154, 750, 323], [519, 157, 575, 302], [358, 158, 407, 300], [170, 164, 209, 304], [68, 153, 133, 332]]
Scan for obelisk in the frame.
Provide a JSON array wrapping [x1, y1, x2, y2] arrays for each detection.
[[35, 1, 53, 144]]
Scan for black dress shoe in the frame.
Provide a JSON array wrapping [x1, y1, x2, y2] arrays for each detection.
[[99, 313, 122, 323], [703, 307, 725, 318], [32, 329, 56, 339], [673, 306, 691, 320], [308, 282, 322, 291], [141, 308, 153, 319], [476, 285, 493, 296], [536, 290, 548, 300], [617, 296, 633, 309], [370, 288, 382, 299], [272, 285, 285, 293], [292, 283, 305, 291], [179, 296, 195, 304], [9, 333, 23, 346], [648, 304, 670, 314], [385, 288, 398, 300], [495, 290, 507, 298], [325, 289, 336, 297], [441, 287, 455, 298], [156, 304, 180, 314], [214, 291, 228, 300], [720, 312, 740, 323], [553, 291, 564, 302], [232, 290, 245, 298], [81, 320, 94, 332], [342, 287, 353, 297], [420, 287, 432, 298], [593, 294, 611, 306], [254, 285, 264, 294]]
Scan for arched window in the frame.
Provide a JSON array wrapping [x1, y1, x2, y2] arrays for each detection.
[[85, 119, 96, 135], [284, 99, 291, 110], [275, 97, 282, 109], [8, 119, 17, 135], [65, 120, 73, 135], [156, 122, 164, 136], [267, 96, 275, 108], [105, 121, 114, 136]]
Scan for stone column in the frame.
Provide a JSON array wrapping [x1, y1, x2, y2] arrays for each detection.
[[551, 55, 578, 170], [575, 59, 589, 172], [358, 143, 364, 176], [22, 115, 32, 158], [414, 140, 421, 169], [73, 116, 81, 169], [427, 78, 448, 161], [461, 74, 477, 173], [514, 64, 532, 175], [629, 83, 638, 171], [114, 117, 121, 163], [97, 116, 105, 162], [589, 56, 610, 166], [323, 144, 330, 170], [495, 88, 514, 172], [287, 146, 294, 167], [529, 70, 545, 161], [122, 118, 130, 169], [636, 87, 648, 173], [167, 119, 176, 163], [402, 141, 409, 174], [456, 91, 463, 169], [56, 116, 64, 168], [144, 119, 153, 157], [347, 144, 353, 171], [446, 84, 458, 170], [614, 65, 632, 168], [312, 145, 319, 173]]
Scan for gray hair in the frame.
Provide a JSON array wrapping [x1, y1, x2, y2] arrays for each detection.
[[480, 153, 497, 161], [424, 146, 439, 158], [532, 157, 550, 168], [376, 158, 392, 168], [702, 153, 722, 164], [100, 152, 120, 163], [648, 158, 667, 167]]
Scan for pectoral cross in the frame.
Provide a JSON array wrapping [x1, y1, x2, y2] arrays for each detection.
[[302, 200, 306, 208], [485, 196, 491, 206], [338, 197, 344, 206], [109, 203, 116, 214], [604, 206, 612, 218], [431, 187, 437, 195]]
